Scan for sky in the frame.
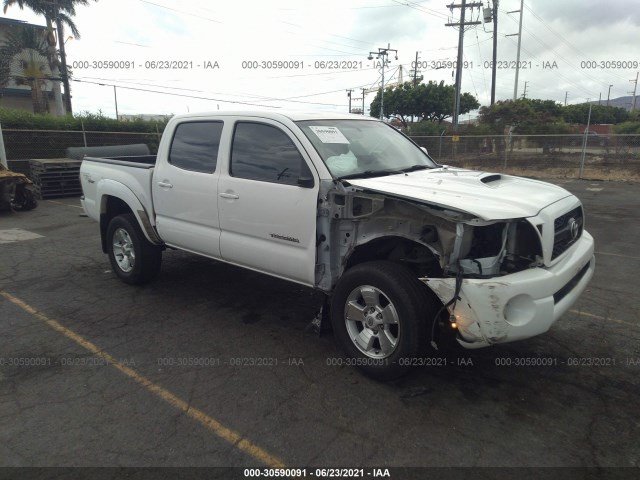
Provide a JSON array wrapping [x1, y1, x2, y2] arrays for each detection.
[[2, 0, 639, 118]]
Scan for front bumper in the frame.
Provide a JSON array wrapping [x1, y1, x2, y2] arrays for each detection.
[[423, 231, 595, 348]]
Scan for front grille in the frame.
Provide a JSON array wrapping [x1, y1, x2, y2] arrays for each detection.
[[552, 206, 583, 260]]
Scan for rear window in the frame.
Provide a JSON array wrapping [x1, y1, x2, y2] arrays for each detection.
[[169, 121, 223, 173]]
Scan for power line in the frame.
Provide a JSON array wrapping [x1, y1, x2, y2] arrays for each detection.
[[500, 6, 629, 87], [137, 0, 223, 24], [72, 79, 278, 107], [501, 35, 594, 99], [391, 0, 450, 20], [73, 78, 350, 108], [76, 75, 352, 103]]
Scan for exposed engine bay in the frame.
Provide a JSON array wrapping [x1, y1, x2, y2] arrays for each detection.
[[315, 180, 544, 292]]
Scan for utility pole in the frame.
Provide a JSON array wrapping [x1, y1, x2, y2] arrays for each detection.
[[113, 85, 119, 119], [489, 0, 498, 105], [361, 88, 366, 115], [0, 122, 7, 169], [521, 81, 528, 99], [579, 101, 592, 179], [507, 0, 524, 100], [413, 51, 420, 87], [629, 72, 638, 111], [607, 84, 613, 106], [346, 89, 353, 113], [565, 91, 568, 106], [368, 44, 398, 121], [445, 1, 482, 127], [598, 92, 601, 105]]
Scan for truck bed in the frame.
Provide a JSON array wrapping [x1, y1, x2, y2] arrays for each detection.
[[80, 155, 157, 224]]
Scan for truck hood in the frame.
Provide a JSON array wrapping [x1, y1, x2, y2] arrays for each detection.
[[346, 168, 573, 220]]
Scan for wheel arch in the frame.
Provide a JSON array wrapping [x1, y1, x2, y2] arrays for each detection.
[[343, 235, 443, 280], [97, 180, 162, 253]]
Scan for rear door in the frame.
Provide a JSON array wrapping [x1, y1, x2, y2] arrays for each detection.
[[217, 119, 319, 285], [153, 120, 224, 258]]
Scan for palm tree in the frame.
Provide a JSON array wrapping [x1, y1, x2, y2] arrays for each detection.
[[3, 0, 98, 115], [0, 26, 51, 113]]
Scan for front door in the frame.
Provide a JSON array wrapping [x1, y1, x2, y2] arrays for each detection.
[[218, 119, 319, 285]]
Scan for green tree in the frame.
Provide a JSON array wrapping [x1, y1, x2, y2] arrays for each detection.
[[613, 121, 640, 134], [370, 80, 479, 125], [0, 26, 51, 113], [561, 103, 629, 124], [478, 98, 574, 134], [3, 0, 98, 115]]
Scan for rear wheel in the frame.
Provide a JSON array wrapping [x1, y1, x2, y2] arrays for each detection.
[[106, 213, 162, 284], [330, 261, 437, 380]]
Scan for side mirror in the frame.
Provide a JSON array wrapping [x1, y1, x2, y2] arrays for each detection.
[[420, 147, 429, 155], [297, 177, 314, 188]]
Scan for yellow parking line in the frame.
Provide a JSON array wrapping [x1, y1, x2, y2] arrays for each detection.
[[595, 251, 640, 261], [569, 309, 637, 328], [46, 199, 84, 209], [0, 290, 286, 468]]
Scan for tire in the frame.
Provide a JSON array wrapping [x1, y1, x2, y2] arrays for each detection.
[[330, 260, 437, 380], [12, 185, 37, 211], [106, 213, 162, 285]]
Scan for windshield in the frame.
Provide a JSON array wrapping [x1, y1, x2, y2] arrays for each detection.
[[296, 119, 437, 179]]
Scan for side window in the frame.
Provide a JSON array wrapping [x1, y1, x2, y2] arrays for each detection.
[[231, 122, 311, 186], [169, 121, 223, 173]]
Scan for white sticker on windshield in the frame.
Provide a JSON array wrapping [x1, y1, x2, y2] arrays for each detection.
[[308, 126, 350, 144]]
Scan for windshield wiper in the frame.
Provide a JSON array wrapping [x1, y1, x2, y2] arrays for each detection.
[[337, 165, 433, 180], [401, 164, 432, 173], [337, 169, 406, 180]]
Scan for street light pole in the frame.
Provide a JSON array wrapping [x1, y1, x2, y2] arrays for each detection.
[[368, 44, 398, 121], [606, 84, 613, 106]]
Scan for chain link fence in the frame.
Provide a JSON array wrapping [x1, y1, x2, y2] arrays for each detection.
[[3, 129, 639, 182], [410, 134, 640, 180], [3, 128, 163, 161]]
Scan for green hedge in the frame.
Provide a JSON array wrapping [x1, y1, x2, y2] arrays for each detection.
[[0, 108, 169, 132], [0, 109, 169, 159], [613, 121, 640, 134]]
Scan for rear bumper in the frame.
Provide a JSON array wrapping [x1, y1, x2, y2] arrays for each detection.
[[423, 231, 595, 348]]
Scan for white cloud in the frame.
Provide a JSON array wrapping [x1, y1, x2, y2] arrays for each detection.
[[2, 0, 638, 117]]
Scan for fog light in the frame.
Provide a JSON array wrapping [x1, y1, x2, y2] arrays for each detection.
[[503, 294, 536, 327]]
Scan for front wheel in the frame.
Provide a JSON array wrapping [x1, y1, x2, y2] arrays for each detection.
[[330, 261, 436, 380], [106, 213, 162, 285]]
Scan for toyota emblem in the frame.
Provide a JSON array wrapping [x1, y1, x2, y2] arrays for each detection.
[[568, 218, 579, 240]]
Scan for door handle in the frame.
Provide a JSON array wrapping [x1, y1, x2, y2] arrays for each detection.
[[219, 192, 239, 199], [158, 181, 173, 188]]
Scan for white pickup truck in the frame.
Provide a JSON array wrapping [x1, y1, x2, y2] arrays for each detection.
[[80, 111, 595, 379]]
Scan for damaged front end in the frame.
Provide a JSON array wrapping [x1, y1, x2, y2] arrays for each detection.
[[315, 179, 594, 349]]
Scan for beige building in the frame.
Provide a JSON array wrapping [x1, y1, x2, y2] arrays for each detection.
[[0, 17, 64, 114]]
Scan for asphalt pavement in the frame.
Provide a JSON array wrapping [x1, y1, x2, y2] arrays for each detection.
[[0, 179, 639, 475]]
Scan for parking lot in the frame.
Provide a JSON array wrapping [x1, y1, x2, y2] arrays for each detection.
[[1, 178, 639, 474]]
